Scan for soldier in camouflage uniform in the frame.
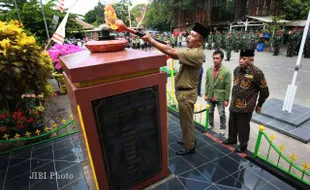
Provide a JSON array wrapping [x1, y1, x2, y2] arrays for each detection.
[[240, 32, 248, 50], [287, 28, 298, 57], [225, 33, 233, 61], [246, 32, 253, 49], [221, 31, 226, 49], [207, 32, 214, 50], [304, 29, 310, 58], [272, 30, 284, 56], [214, 31, 221, 49], [234, 32, 241, 52], [296, 29, 303, 55]]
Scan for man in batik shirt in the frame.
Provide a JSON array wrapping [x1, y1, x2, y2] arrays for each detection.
[[222, 49, 269, 153]]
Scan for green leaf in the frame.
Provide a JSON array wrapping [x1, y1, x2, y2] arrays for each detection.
[[0, 65, 5, 71], [12, 62, 23, 67]]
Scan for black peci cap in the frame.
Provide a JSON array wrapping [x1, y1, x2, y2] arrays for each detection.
[[192, 23, 208, 38], [240, 49, 255, 57]]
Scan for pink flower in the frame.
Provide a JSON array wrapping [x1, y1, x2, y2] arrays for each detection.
[[31, 94, 36, 98], [48, 44, 84, 71]]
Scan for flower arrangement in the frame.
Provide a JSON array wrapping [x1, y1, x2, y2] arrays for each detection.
[[0, 92, 47, 136], [48, 43, 84, 73], [0, 20, 54, 138]]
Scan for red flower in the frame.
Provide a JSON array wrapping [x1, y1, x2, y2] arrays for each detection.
[[17, 123, 24, 129], [0, 127, 7, 132], [0, 114, 6, 119], [34, 111, 39, 115], [27, 118, 34, 123]]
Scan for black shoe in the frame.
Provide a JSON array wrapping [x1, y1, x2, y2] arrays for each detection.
[[234, 147, 247, 153], [175, 148, 195, 155], [177, 139, 184, 145], [177, 139, 196, 146], [222, 140, 237, 145]]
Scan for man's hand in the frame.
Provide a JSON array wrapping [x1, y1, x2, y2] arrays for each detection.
[[255, 106, 262, 113], [141, 32, 152, 43], [224, 100, 229, 107], [204, 95, 208, 101]]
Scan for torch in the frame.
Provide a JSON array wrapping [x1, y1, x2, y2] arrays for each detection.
[[115, 20, 167, 45]]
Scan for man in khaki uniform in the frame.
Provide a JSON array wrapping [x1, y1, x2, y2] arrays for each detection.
[[142, 23, 208, 155]]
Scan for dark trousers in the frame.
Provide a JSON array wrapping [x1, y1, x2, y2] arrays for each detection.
[[197, 73, 202, 96], [228, 111, 253, 149]]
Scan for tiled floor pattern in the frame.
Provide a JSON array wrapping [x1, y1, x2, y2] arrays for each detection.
[[162, 114, 298, 190], [252, 98, 310, 143], [0, 133, 88, 190], [0, 114, 297, 190]]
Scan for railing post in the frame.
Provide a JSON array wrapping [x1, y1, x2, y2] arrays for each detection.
[[254, 125, 265, 158], [171, 59, 175, 101], [205, 104, 210, 130]]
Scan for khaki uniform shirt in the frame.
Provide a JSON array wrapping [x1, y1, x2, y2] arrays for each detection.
[[175, 47, 204, 89]]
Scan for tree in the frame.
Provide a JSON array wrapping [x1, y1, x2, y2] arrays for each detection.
[[84, 2, 105, 27], [143, 2, 174, 31], [0, 0, 83, 43], [115, 0, 132, 26], [283, 0, 310, 20]]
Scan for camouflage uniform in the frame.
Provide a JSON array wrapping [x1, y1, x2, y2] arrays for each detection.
[[225, 34, 233, 61], [214, 31, 222, 49], [287, 30, 298, 57], [234, 33, 241, 52], [207, 32, 214, 50], [272, 31, 283, 56], [221, 32, 226, 49]]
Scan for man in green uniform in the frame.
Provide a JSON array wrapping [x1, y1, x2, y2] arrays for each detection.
[[141, 23, 207, 155], [204, 49, 232, 136], [222, 49, 269, 153], [214, 31, 221, 49], [225, 33, 233, 61], [234, 32, 241, 52], [287, 28, 298, 57], [207, 32, 214, 50], [272, 30, 283, 56]]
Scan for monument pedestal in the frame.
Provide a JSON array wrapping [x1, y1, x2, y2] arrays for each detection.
[[61, 49, 169, 190]]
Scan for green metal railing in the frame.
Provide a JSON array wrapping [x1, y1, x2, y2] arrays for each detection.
[[167, 91, 210, 130], [0, 118, 79, 155], [254, 126, 310, 186]]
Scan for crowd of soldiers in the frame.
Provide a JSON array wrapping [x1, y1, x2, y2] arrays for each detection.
[[124, 33, 187, 50], [206, 31, 259, 61], [123, 28, 310, 58], [205, 28, 310, 59], [285, 28, 310, 58]]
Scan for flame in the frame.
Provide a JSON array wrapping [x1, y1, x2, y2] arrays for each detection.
[[105, 4, 118, 30]]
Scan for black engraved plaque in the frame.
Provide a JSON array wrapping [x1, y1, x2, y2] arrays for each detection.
[[92, 86, 162, 190]]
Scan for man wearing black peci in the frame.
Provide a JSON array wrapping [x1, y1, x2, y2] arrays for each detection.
[[141, 23, 208, 155], [222, 49, 269, 153]]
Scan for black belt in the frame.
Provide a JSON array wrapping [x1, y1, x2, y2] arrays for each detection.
[[175, 88, 194, 91]]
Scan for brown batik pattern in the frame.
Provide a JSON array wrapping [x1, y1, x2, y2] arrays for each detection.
[[230, 65, 270, 113]]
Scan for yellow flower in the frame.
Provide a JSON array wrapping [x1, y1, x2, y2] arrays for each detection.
[[26, 36, 36, 45], [0, 38, 10, 49], [36, 106, 45, 112]]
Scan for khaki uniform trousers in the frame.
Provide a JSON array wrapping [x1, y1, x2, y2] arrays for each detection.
[[176, 89, 197, 150]]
